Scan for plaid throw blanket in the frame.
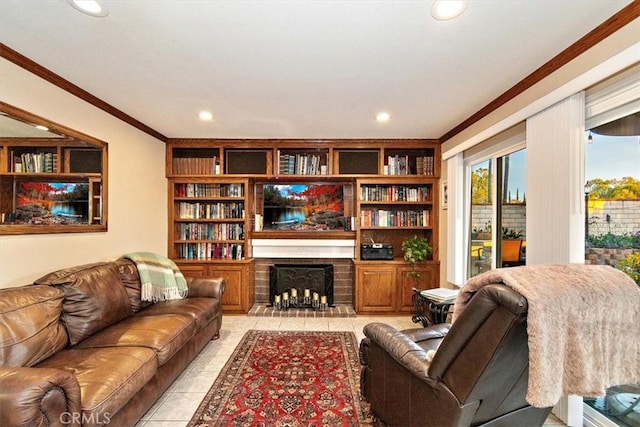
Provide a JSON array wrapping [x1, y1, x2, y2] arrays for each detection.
[[122, 252, 188, 302]]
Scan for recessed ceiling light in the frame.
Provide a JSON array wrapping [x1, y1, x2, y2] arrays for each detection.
[[34, 125, 50, 131], [431, 0, 468, 21], [199, 111, 214, 121], [66, 0, 109, 17], [376, 112, 391, 123]]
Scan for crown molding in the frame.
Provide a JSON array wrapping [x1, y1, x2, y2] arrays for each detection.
[[440, 1, 640, 143], [0, 43, 167, 142]]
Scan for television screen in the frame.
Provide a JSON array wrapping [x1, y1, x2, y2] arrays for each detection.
[[14, 182, 89, 225], [262, 183, 345, 231]]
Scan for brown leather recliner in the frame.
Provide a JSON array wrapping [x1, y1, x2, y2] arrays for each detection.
[[359, 284, 553, 427]]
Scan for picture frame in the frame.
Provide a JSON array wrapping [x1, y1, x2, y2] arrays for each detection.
[[442, 180, 448, 210]]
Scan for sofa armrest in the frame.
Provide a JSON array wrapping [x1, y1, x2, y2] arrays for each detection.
[[0, 367, 82, 427], [186, 277, 225, 299], [363, 322, 435, 381]]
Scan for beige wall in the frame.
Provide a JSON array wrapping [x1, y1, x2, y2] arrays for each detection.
[[0, 59, 167, 288]]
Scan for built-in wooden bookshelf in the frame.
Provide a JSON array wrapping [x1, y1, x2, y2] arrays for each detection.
[[170, 180, 250, 261], [166, 139, 440, 314], [354, 178, 439, 314], [168, 176, 254, 314], [167, 140, 439, 178]]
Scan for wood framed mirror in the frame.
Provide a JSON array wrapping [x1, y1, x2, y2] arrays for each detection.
[[0, 101, 108, 234]]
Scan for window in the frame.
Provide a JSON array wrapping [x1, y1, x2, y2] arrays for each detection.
[[582, 112, 639, 427], [581, 63, 640, 427], [468, 159, 493, 277], [465, 134, 526, 279]]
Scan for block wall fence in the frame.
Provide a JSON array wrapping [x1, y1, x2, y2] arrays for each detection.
[[471, 200, 640, 239]]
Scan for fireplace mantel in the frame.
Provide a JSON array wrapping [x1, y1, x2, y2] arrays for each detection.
[[252, 239, 356, 259]]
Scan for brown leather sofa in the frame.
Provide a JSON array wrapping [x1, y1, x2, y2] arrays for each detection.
[[359, 284, 552, 427], [0, 259, 225, 427]]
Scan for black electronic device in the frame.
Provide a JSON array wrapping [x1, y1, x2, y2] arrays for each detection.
[[360, 243, 394, 260]]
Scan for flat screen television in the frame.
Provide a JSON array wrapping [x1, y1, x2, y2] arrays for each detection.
[[261, 183, 345, 231], [14, 182, 89, 225]]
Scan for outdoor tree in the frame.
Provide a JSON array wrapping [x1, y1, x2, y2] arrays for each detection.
[[471, 167, 491, 204], [585, 177, 640, 200]]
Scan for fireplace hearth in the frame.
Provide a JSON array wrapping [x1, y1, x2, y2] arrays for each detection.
[[269, 264, 334, 309]]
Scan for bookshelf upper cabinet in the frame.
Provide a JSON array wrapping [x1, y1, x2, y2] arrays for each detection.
[[167, 140, 440, 178], [0, 102, 108, 235]]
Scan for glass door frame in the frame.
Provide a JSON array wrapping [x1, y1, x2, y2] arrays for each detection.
[[463, 139, 526, 280]]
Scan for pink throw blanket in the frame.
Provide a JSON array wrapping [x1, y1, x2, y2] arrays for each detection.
[[453, 264, 640, 408]]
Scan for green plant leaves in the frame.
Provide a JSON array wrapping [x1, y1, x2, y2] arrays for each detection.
[[401, 235, 432, 264]]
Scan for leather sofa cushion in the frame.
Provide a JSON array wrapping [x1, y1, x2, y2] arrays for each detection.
[[38, 346, 157, 422], [35, 262, 133, 346], [0, 285, 68, 367], [114, 258, 152, 313], [135, 297, 220, 329], [76, 313, 197, 365]]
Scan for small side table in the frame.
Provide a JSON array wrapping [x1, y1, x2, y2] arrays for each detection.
[[412, 288, 455, 327]]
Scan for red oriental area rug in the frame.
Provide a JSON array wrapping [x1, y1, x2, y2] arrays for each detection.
[[188, 330, 376, 426]]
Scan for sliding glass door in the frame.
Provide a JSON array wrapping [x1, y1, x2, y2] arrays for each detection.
[[497, 149, 527, 269], [582, 112, 639, 427], [468, 159, 493, 277], [466, 147, 526, 279]]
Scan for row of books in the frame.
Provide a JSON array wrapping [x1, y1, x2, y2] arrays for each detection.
[[174, 183, 244, 198], [360, 209, 430, 228], [177, 202, 245, 220], [277, 153, 327, 175], [13, 152, 58, 173], [415, 156, 436, 176], [360, 185, 431, 202], [172, 156, 220, 175], [176, 242, 244, 260], [384, 155, 435, 175], [178, 223, 244, 240]]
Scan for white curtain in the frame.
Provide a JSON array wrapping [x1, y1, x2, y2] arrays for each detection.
[[525, 92, 586, 266]]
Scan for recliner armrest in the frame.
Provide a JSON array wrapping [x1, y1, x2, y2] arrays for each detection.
[[401, 323, 450, 343], [186, 277, 225, 299], [0, 367, 82, 427], [363, 323, 436, 381]]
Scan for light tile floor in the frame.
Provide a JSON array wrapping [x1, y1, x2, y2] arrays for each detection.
[[136, 314, 566, 427]]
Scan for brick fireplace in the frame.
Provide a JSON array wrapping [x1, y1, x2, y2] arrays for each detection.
[[254, 258, 354, 305], [269, 264, 334, 307]]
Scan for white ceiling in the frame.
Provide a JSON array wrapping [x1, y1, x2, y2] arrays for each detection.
[[0, 0, 633, 140]]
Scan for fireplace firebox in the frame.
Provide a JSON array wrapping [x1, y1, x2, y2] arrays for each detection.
[[269, 264, 334, 308]]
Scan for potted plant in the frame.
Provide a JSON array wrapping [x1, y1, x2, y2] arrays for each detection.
[[502, 227, 523, 240], [501, 227, 524, 266], [472, 221, 492, 240], [402, 235, 433, 284]]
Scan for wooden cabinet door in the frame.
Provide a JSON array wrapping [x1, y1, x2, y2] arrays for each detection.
[[398, 264, 438, 313], [178, 262, 253, 314], [356, 264, 396, 313], [176, 263, 207, 278], [208, 265, 245, 313]]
